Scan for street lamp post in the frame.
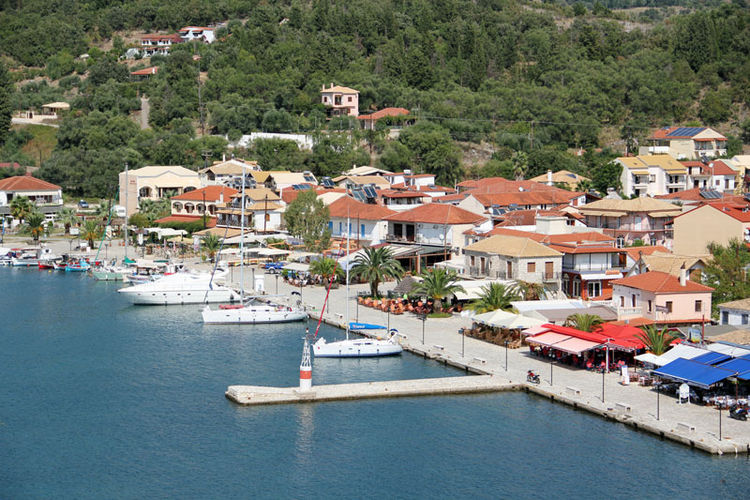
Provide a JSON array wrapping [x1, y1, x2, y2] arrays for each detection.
[[421, 313, 426, 345], [460, 328, 465, 358], [657, 382, 660, 421], [505, 340, 509, 371], [550, 359, 554, 386], [275, 274, 279, 294], [602, 369, 605, 403]]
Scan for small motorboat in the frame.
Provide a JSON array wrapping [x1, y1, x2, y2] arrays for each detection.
[[65, 259, 91, 272]]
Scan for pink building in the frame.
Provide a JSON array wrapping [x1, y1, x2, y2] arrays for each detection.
[[611, 270, 713, 326], [320, 84, 359, 117]]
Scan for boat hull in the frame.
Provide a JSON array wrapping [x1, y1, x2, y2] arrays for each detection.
[[201, 305, 307, 324], [313, 338, 403, 358], [118, 288, 237, 305]]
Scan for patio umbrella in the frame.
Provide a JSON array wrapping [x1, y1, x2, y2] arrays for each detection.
[[473, 309, 517, 327]]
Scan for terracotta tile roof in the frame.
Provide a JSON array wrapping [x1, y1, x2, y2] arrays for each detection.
[[130, 66, 159, 76], [434, 193, 469, 203], [622, 246, 671, 262], [357, 107, 409, 121], [383, 203, 486, 225], [404, 174, 435, 179], [465, 234, 563, 258], [485, 227, 546, 241], [380, 190, 426, 199], [458, 177, 559, 193], [410, 185, 455, 193], [154, 215, 216, 227], [530, 170, 590, 185], [141, 34, 182, 42], [327, 196, 396, 220], [321, 85, 358, 94], [543, 232, 614, 244], [471, 190, 581, 207], [0, 175, 60, 191], [547, 243, 620, 254], [680, 202, 750, 223], [172, 185, 238, 202], [612, 271, 714, 293]]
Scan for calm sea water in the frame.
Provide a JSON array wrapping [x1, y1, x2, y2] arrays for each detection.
[[1, 270, 747, 499]]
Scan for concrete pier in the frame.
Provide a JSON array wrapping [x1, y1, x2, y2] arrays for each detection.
[[227, 375, 518, 406], [223, 270, 750, 456]]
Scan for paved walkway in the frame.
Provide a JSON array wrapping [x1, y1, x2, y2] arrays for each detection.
[[226, 270, 750, 454]]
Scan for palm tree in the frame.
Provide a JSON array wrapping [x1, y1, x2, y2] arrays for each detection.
[[511, 151, 528, 181], [351, 246, 405, 298], [10, 196, 33, 222], [636, 325, 676, 356], [565, 313, 603, 332], [512, 280, 546, 301], [202, 234, 221, 262], [413, 268, 465, 313], [82, 219, 103, 248], [24, 211, 45, 242], [58, 207, 79, 235], [576, 179, 594, 193], [467, 283, 520, 313], [309, 257, 344, 282]]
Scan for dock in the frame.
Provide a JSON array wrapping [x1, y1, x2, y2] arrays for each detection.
[[227, 375, 518, 405], [224, 272, 750, 455]]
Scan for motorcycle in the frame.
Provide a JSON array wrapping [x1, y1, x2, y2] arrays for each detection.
[[729, 404, 748, 421], [527, 370, 540, 384]]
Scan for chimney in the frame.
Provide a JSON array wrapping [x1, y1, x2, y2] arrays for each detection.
[[679, 262, 687, 287], [222, 153, 226, 162], [219, 189, 224, 204], [547, 170, 553, 186]]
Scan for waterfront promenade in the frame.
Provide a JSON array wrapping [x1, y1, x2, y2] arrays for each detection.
[[228, 270, 750, 455]]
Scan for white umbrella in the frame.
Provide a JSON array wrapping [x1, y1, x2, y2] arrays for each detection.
[[473, 309, 517, 327]]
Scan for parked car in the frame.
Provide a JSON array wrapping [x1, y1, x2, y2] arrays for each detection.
[[78, 200, 89, 209], [264, 261, 285, 272]]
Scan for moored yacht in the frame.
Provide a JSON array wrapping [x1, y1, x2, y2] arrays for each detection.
[[117, 272, 238, 305], [313, 324, 403, 358], [201, 297, 307, 324]]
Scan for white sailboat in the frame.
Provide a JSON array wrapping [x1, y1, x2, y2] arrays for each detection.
[[312, 207, 403, 358], [201, 165, 306, 325], [117, 271, 238, 305]]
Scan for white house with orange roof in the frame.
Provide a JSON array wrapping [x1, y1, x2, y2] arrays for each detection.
[[0, 175, 63, 213], [326, 196, 396, 244], [383, 204, 490, 252], [681, 159, 737, 192], [167, 185, 237, 218], [320, 84, 359, 117], [140, 34, 182, 57], [643, 126, 727, 160], [611, 270, 713, 325]]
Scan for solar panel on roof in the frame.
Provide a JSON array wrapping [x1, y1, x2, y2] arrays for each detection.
[[320, 177, 334, 188], [352, 189, 366, 202], [700, 189, 721, 199], [667, 127, 705, 138], [363, 186, 377, 199], [303, 174, 316, 183]]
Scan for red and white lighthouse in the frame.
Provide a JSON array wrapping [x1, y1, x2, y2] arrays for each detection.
[[299, 329, 312, 391]]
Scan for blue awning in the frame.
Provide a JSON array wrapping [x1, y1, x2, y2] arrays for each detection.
[[717, 357, 750, 375], [691, 351, 731, 365], [738, 370, 750, 381], [653, 358, 735, 389]]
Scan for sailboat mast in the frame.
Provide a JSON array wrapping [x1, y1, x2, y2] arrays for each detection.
[[240, 166, 245, 301], [345, 204, 350, 340], [124, 161, 128, 259]]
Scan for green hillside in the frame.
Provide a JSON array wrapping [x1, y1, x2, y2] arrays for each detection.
[[0, 0, 748, 195]]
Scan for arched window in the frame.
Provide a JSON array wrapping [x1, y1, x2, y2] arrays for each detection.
[[184, 203, 194, 214], [197, 204, 205, 214], [208, 204, 216, 215], [172, 202, 183, 213], [183, 186, 196, 193], [139, 187, 152, 198]]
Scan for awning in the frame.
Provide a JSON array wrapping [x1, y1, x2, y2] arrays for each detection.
[[691, 351, 731, 365], [257, 248, 290, 257], [283, 262, 310, 272], [522, 325, 549, 336], [526, 332, 571, 348], [717, 357, 750, 375], [473, 309, 517, 327], [655, 358, 730, 386], [635, 344, 708, 367], [654, 358, 735, 389], [552, 337, 601, 356], [707, 342, 750, 358]]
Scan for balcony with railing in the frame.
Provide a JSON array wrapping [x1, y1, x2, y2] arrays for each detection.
[[617, 306, 643, 319]]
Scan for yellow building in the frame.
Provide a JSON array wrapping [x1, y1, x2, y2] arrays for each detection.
[[672, 203, 750, 255], [118, 165, 201, 217]]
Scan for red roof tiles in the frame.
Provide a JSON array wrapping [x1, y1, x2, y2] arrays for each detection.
[[172, 185, 237, 202], [383, 204, 486, 225], [327, 196, 396, 220], [612, 271, 714, 293], [357, 107, 410, 121], [0, 175, 60, 191]]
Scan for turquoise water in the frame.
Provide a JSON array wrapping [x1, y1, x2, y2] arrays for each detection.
[[1, 269, 747, 499]]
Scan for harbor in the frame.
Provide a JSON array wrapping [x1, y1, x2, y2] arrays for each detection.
[[238, 270, 750, 456]]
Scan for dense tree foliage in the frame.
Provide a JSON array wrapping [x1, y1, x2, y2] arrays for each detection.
[[0, 0, 747, 195], [0, 63, 11, 146]]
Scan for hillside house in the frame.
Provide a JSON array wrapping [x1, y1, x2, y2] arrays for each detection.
[[643, 126, 727, 160], [140, 34, 182, 57], [357, 107, 411, 130], [118, 166, 201, 217], [672, 202, 750, 255], [178, 26, 216, 43], [320, 84, 359, 117], [617, 155, 687, 197], [0, 176, 63, 213]]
